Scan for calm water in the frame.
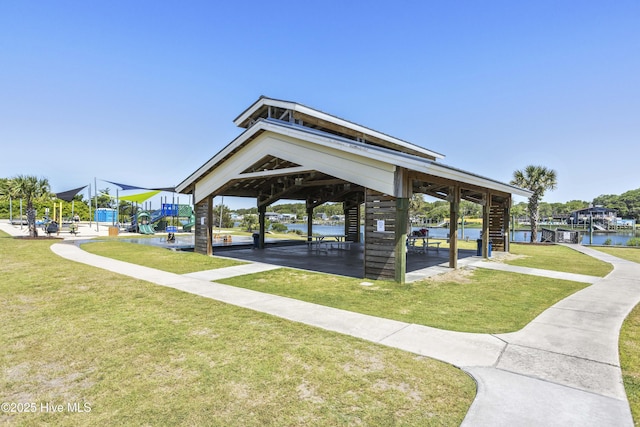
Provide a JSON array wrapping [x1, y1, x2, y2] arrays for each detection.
[[119, 224, 638, 247], [286, 223, 639, 246]]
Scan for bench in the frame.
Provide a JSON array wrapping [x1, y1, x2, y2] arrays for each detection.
[[307, 240, 329, 253], [407, 237, 441, 253], [424, 241, 441, 252], [45, 222, 59, 236], [329, 240, 352, 250]]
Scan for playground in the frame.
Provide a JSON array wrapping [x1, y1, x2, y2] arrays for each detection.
[[128, 203, 195, 235]]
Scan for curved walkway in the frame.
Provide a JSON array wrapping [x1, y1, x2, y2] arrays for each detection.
[[48, 241, 640, 426]]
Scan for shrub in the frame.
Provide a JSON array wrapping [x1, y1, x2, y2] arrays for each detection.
[[627, 238, 640, 247], [603, 238, 612, 246], [270, 222, 288, 233]]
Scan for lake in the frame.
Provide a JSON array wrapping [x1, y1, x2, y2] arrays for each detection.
[[286, 223, 639, 246]]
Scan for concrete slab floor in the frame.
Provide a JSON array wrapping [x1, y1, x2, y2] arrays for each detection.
[[212, 241, 477, 280]]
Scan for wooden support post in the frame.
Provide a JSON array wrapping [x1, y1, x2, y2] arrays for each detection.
[[258, 204, 266, 249], [306, 204, 314, 242], [482, 192, 490, 258], [504, 196, 512, 252], [206, 195, 213, 256], [449, 185, 460, 269], [344, 201, 361, 242], [395, 197, 409, 284]]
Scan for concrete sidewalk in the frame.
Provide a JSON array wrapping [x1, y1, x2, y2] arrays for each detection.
[[462, 244, 639, 426], [3, 220, 638, 425]]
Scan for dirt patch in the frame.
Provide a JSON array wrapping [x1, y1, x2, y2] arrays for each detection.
[[297, 380, 324, 403], [373, 379, 422, 402], [426, 268, 474, 284], [490, 252, 528, 262], [13, 236, 62, 240]]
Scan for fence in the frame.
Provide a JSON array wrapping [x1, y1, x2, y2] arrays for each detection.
[[541, 228, 581, 244]]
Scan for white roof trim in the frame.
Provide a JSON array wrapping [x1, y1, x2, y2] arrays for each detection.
[[233, 96, 445, 161], [177, 118, 532, 198], [265, 120, 532, 198]]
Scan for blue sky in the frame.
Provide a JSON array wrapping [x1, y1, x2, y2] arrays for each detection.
[[1, 1, 638, 209]]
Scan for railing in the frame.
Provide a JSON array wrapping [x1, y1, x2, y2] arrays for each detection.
[[541, 228, 581, 244]]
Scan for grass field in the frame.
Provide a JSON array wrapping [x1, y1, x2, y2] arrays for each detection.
[[0, 232, 474, 426], [82, 241, 246, 274], [6, 232, 640, 425], [219, 268, 588, 333], [507, 243, 613, 277], [594, 246, 640, 264], [79, 241, 590, 333]]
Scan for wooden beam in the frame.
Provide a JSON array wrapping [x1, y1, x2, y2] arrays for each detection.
[[449, 185, 460, 269], [409, 171, 512, 200], [258, 204, 266, 249], [258, 183, 300, 208], [306, 205, 313, 241], [504, 195, 512, 252], [299, 178, 345, 187], [395, 197, 409, 283], [482, 192, 490, 258], [239, 166, 312, 180], [206, 195, 213, 256]]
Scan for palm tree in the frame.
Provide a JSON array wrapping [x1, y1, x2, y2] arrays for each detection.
[[7, 175, 51, 237], [0, 178, 9, 199], [510, 165, 557, 242]]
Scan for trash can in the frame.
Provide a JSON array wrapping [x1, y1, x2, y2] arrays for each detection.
[[476, 239, 493, 257], [252, 232, 260, 249], [108, 226, 119, 237]]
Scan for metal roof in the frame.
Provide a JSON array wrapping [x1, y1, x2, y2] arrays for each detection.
[[233, 96, 446, 161], [177, 116, 532, 201]]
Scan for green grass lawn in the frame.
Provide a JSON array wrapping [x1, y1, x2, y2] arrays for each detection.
[[594, 246, 640, 264], [0, 232, 474, 426], [621, 301, 640, 426], [506, 243, 613, 277], [219, 268, 588, 333], [82, 241, 246, 274], [82, 241, 594, 334]]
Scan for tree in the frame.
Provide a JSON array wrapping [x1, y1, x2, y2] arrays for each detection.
[[212, 204, 233, 228], [96, 188, 115, 209], [241, 214, 258, 232], [427, 203, 450, 223], [0, 179, 9, 198], [409, 194, 425, 216], [7, 175, 51, 237], [594, 189, 640, 221], [511, 165, 557, 242]]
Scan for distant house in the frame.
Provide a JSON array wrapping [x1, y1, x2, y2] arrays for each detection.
[[279, 213, 297, 222], [568, 206, 617, 225]]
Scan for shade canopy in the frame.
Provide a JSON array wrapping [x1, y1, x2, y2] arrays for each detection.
[[54, 186, 88, 202], [118, 190, 161, 203], [103, 180, 147, 191]]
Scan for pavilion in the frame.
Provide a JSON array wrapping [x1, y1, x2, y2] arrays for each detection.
[[176, 96, 531, 283]]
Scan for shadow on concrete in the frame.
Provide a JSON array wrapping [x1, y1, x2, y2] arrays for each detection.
[[213, 241, 477, 279]]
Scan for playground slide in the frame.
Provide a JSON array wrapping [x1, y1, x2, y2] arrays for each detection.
[[182, 214, 195, 232], [150, 209, 165, 224], [139, 224, 156, 235]]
